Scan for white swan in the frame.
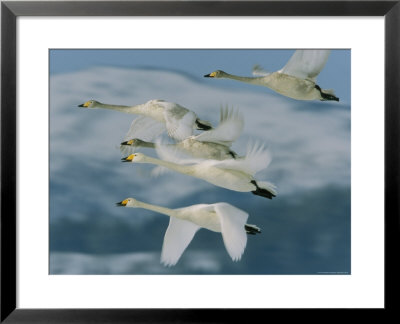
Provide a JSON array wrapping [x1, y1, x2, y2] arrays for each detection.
[[120, 107, 244, 160], [204, 49, 339, 101], [121, 138, 239, 160], [78, 99, 212, 141], [121, 143, 277, 199], [116, 197, 261, 266]]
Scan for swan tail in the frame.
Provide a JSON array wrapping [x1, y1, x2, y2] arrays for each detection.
[[245, 224, 261, 235], [251, 180, 277, 199], [195, 119, 213, 131], [320, 88, 339, 101]]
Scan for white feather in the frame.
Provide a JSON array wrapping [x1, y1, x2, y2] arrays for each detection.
[[161, 217, 200, 267], [279, 49, 331, 81]]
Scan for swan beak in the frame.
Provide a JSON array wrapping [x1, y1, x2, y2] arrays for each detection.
[[78, 101, 90, 108], [121, 154, 134, 162], [204, 71, 216, 78], [116, 199, 128, 207], [121, 139, 134, 146]]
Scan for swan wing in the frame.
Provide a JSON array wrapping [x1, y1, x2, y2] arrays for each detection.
[[161, 217, 200, 266], [210, 142, 272, 175], [120, 116, 166, 155], [155, 138, 204, 165], [279, 49, 330, 81], [161, 102, 196, 141], [215, 203, 248, 262], [252, 64, 271, 77], [193, 107, 244, 146]]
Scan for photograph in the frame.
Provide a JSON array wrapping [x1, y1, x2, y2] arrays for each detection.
[[49, 49, 351, 275]]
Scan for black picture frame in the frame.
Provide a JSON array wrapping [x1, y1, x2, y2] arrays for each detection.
[[1, 1, 399, 322]]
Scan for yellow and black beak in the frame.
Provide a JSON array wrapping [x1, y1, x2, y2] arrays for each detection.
[[121, 139, 134, 146], [116, 199, 128, 207], [78, 101, 90, 108], [121, 154, 134, 162], [204, 71, 216, 78]]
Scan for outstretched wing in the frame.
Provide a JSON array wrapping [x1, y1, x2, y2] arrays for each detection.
[[214, 203, 248, 262], [162, 102, 196, 141], [161, 217, 200, 267], [120, 116, 165, 155], [210, 141, 272, 175], [193, 107, 244, 146], [279, 49, 330, 81], [252, 64, 271, 77]]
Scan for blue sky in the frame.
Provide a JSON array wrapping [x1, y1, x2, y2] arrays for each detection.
[[49, 49, 351, 275]]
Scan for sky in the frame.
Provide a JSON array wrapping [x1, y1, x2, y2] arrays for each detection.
[[49, 49, 351, 275]]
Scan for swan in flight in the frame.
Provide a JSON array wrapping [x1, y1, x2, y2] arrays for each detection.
[[78, 99, 212, 141], [204, 49, 339, 101], [116, 197, 261, 266], [121, 143, 277, 199], [120, 107, 244, 160]]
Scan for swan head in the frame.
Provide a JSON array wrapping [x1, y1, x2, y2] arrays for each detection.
[[121, 152, 146, 163], [116, 197, 139, 207], [120, 138, 143, 147], [78, 99, 100, 108], [204, 70, 225, 78]]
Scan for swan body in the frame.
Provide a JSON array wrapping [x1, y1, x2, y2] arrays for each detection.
[[121, 143, 277, 199], [204, 50, 339, 101], [116, 198, 261, 266], [121, 107, 244, 160], [78, 99, 212, 141]]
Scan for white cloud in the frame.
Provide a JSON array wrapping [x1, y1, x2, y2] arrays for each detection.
[[50, 251, 222, 274]]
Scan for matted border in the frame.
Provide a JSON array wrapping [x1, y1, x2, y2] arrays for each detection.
[[1, 1, 399, 322]]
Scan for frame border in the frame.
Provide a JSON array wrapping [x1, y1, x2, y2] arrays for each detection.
[[1, 1, 399, 322]]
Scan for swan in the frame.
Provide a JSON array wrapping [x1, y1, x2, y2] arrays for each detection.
[[78, 99, 212, 141], [121, 138, 239, 160], [116, 197, 261, 266], [204, 49, 339, 101], [120, 107, 244, 160], [121, 143, 277, 199]]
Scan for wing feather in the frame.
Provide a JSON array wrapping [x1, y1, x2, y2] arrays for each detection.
[[214, 203, 248, 262], [252, 64, 271, 77], [209, 141, 272, 175], [193, 107, 244, 146], [279, 49, 330, 81], [161, 217, 200, 266], [120, 116, 165, 155], [163, 103, 196, 141]]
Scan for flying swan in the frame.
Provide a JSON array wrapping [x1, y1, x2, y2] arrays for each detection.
[[120, 107, 244, 160], [78, 99, 212, 141], [204, 49, 339, 101], [121, 142, 277, 199], [116, 198, 261, 266]]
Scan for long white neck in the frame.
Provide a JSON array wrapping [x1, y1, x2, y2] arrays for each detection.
[[133, 200, 176, 217], [141, 155, 192, 174], [94, 102, 147, 115], [221, 72, 267, 86], [134, 140, 156, 149]]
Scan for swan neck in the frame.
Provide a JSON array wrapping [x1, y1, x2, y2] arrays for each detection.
[[223, 72, 265, 85], [135, 201, 175, 217], [138, 140, 156, 148], [144, 156, 190, 173], [96, 102, 146, 114]]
